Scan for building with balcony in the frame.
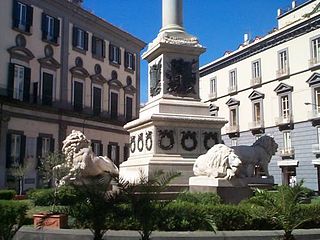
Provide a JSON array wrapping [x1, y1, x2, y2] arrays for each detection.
[[200, 0, 320, 191], [0, 0, 146, 190]]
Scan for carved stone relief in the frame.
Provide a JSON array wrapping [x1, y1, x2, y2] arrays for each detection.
[[158, 130, 174, 150], [130, 136, 136, 153], [150, 59, 162, 97], [145, 131, 153, 151], [181, 131, 198, 151], [203, 132, 219, 150], [137, 133, 144, 152]]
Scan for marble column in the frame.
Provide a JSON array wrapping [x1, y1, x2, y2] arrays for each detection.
[[161, 0, 184, 32]]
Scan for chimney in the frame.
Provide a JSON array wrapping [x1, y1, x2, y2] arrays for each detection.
[[277, 8, 282, 17], [292, 0, 297, 9], [243, 33, 249, 45]]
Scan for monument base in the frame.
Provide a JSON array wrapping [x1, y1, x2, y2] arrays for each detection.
[[189, 176, 252, 204]]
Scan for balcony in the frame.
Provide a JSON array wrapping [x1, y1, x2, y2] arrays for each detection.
[[276, 67, 290, 79], [312, 144, 320, 155], [248, 120, 264, 130], [309, 58, 320, 69], [279, 147, 295, 157], [225, 124, 239, 134], [275, 115, 294, 126], [208, 92, 217, 99], [250, 77, 262, 86], [228, 85, 238, 94], [307, 109, 320, 120]]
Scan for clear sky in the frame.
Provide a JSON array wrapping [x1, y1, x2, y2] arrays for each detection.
[[83, 0, 295, 103]]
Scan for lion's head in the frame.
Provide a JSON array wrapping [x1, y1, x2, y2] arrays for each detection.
[[253, 135, 278, 156], [62, 130, 91, 157]]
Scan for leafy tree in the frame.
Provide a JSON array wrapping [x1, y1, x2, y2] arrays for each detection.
[[247, 181, 317, 240]]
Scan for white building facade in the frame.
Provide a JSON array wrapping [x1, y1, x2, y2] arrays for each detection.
[[200, 0, 320, 191]]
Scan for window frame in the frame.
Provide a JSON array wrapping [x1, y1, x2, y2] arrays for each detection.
[[252, 59, 261, 80], [13, 64, 25, 101], [278, 48, 289, 72], [209, 77, 217, 95], [91, 83, 102, 116], [72, 78, 85, 111], [229, 69, 237, 92], [40, 69, 55, 106], [310, 35, 320, 64], [110, 90, 119, 120], [283, 130, 292, 151]]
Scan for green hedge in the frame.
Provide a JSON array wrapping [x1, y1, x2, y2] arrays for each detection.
[[0, 190, 16, 200], [176, 192, 222, 205], [27, 186, 77, 206], [0, 200, 28, 240]]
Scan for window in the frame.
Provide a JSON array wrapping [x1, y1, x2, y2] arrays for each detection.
[[123, 144, 129, 162], [209, 78, 216, 96], [281, 95, 290, 119], [230, 108, 237, 127], [317, 127, 320, 144], [209, 104, 219, 116], [42, 72, 54, 106], [253, 102, 261, 123], [252, 60, 261, 80], [92, 85, 102, 115], [125, 96, 133, 121], [125, 51, 135, 70], [278, 49, 289, 76], [229, 69, 237, 92], [226, 98, 240, 133], [283, 131, 292, 150], [107, 143, 119, 167], [311, 37, 320, 64], [91, 141, 103, 155], [110, 92, 118, 119], [6, 132, 26, 168], [109, 44, 121, 64], [92, 36, 105, 59], [72, 27, 88, 51], [231, 138, 238, 147], [36, 135, 54, 165], [12, 1, 33, 32], [314, 87, 320, 113], [73, 80, 84, 112], [41, 13, 60, 43], [8, 63, 31, 102]]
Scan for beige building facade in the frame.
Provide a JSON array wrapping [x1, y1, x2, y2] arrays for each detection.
[[200, 0, 320, 191], [0, 0, 145, 190]]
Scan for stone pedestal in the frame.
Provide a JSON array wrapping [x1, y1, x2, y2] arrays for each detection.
[[189, 176, 253, 204], [119, 0, 227, 185]]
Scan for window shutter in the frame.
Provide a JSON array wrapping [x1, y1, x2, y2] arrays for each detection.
[[117, 47, 121, 64], [92, 36, 97, 55], [90, 142, 94, 152], [20, 135, 26, 165], [12, 0, 19, 28], [8, 63, 15, 99], [84, 31, 88, 51], [23, 67, 31, 102], [41, 13, 47, 40], [53, 17, 60, 43], [116, 145, 120, 167], [72, 27, 77, 47], [99, 143, 103, 156], [109, 44, 113, 61], [6, 133, 12, 168], [36, 137, 42, 167], [132, 54, 136, 71], [26, 5, 33, 32], [102, 40, 106, 58], [50, 138, 55, 153], [107, 144, 112, 159], [124, 51, 128, 68]]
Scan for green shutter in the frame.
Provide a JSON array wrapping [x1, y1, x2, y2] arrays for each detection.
[[72, 27, 77, 47], [41, 13, 47, 40], [53, 17, 60, 43], [102, 40, 106, 58], [117, 47, 121, 64], [109, 44, 113, 61], [36, 137, 42, 167], [116, 145, 120, 167], [107, 144, 112, 159], [99, 143, 103, 156], [50, 138, 55, 153], [132, 54, 136, 71], [8, 63, 14, 98], [6, 133, 12, 168], [92, 36, 97, 55], [124, 51, 128, 68], [12, 0, 19, 28], [84, 31, 88, 51], [20, 135, 26, 165], [23, 67, 31, 102], [26, 5, 33, 32]]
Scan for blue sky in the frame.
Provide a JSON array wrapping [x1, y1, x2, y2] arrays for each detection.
[[83, 0, 294, 103]]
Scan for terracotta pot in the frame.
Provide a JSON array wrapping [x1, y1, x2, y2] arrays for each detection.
[[14, 195, 27, 200], [33, 213, 68, 229]]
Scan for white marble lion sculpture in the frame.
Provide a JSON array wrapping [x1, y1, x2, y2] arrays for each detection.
[[53, 130, 119, 186], [193, 144, 242, 180], [232, 135, 278, 178]]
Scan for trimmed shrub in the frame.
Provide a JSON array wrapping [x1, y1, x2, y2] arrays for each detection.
[[27, 188, 55, 206], [56, 186, 78, 206], [176, 192, 222, 205], [0, 190, 16, 200], [0, 200, 28, 240]]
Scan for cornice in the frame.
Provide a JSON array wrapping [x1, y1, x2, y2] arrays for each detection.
[[200, 14, 320, 77]]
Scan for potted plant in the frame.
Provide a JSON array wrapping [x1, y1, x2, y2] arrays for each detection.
[[33, 152, 68, 229]]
